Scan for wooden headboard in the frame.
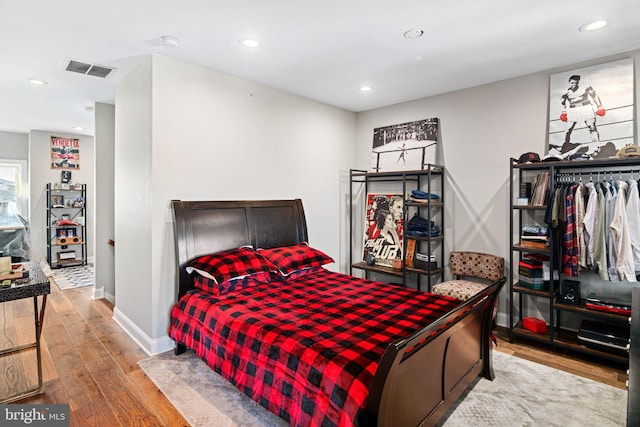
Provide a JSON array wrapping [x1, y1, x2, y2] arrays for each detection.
[[171, 199, 308, 298]]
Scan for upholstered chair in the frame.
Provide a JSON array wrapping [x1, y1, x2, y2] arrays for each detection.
[[431, 251, 505, 318]]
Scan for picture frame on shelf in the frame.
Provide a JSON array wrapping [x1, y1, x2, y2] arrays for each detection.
[[61, 170, 72, 184], [71, 197, 84, 208], [50, 195, 64, 207]]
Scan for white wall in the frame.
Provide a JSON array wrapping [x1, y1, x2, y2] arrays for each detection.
[[114, 56, 154, 345], [95, 102, 115, 302], [0, 131, 28, 159], [356, 49, 640, 326], [28, 130, 94, 263], [114, 55, 356, 354]]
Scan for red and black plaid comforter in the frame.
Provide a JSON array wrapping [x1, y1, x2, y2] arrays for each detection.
[[169, 269, 459, 427]]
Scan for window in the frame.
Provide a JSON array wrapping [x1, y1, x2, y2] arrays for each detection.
[[0, 159, 28, 220]]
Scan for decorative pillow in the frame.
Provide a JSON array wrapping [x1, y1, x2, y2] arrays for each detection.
[[257, 243, 334, 276], [194, 270, 272, 295], [187, 246, 275, 284]]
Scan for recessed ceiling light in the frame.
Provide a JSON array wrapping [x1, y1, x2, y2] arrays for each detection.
[[579, 20, 607, 32], [359, 86, 372, 92], [28, 79, 47, 86], [72, 126, 83, 131], [403, 29, 424, 39], [85, 106, 94, 113], [160, 35, 179, 48], [241, 39, 260, 48]]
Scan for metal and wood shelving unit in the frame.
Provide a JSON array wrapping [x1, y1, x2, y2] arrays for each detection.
[[46, 183, 87, 269], [349, 165, 445, 291], [509, 156, 640, 364]]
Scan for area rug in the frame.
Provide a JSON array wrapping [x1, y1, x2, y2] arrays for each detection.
[[139, 350, 287, 427], [138, 349, 627, 427], [51, 264, 94, 290], [435, 352, 626, 427]]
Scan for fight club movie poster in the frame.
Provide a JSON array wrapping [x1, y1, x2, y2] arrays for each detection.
[[371, 118, 438, 172], [363, 193, 404, 267]]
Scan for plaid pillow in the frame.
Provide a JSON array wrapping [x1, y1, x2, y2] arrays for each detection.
[[187, 246, 275, 284], [258, 243, 334, 276], [194, 270, 272, 295]]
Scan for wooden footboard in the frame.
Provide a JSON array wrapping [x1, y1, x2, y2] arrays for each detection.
[[366, 277, 506, 427]]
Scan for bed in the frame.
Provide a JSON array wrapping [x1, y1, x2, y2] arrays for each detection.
[[169, 199, 505, 427]]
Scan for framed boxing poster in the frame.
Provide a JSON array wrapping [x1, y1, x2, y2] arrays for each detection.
[[371, 118, 438, 172], [547, 58, 634, 160], [51, 136, 80, 169]]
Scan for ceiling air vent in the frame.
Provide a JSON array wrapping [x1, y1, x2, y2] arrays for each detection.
[[65, 59, 116, 79]]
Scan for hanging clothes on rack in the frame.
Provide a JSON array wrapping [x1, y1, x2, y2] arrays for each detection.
[[610, 180, 636, 282], [582, 181, 598, 270], [593, 183, 609, 280], [562, 184, 579, 277], [553, 168, 640, 282], [574, 182, 586, 271], [602, 181, 619, 281], [626, 179, 640, 276]]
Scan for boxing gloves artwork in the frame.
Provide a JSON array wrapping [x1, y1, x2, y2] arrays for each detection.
[[560, 105, 605, 122], [560, 111, 568, 122]]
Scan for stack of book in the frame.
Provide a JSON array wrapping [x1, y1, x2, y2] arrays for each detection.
[[528, 253, 558, 281], [518, 257, 545, 290], [516, 182, 532, 205], [529, 172, 550, 206], [519, 225, 549, 250]]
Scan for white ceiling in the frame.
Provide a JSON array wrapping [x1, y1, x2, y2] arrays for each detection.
[[1, 0, 639, 136]]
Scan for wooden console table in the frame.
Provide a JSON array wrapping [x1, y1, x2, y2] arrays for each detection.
[[0, 261, 50, 403]]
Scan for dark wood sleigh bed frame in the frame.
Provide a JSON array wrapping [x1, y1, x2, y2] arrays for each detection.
[[171, 199, 506, 427]]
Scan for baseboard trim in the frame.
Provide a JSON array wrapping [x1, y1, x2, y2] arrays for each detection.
[[104, 292, 115, 305], [92, 286, 104, 300], [112, 307, 174, 356]]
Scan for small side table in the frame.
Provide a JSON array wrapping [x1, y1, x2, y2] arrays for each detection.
[[0, 261, 50, 403]]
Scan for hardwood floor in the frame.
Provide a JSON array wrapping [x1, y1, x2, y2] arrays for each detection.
[[493, 327, 628, 390], [1, 280, 627, 426], [1, 280, 188, 426]]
